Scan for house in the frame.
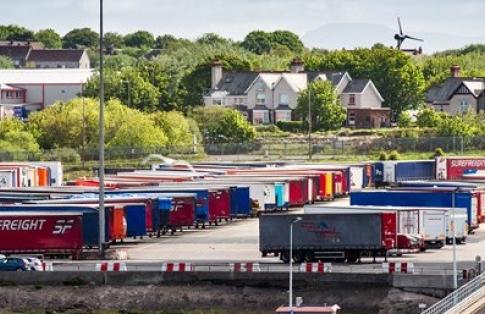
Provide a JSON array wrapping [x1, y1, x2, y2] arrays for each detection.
[[0, 69, 93, 119], [26, 49, 90, 69], [204, 59, 390, 128], [425, 65, 485, 115], [0, 42, 90, 69]]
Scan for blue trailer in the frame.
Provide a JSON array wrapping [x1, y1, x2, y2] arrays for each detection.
[[124, 204, 147, 238], [350, 190, 479, 230], [229, 186, 251, 217], [373, 161, 436, 185]]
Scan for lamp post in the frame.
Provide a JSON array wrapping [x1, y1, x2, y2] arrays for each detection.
[[98, 0, 106, 256], [308, 87, 312, 160], [452, 188, 458, 290], [289, 217, 302, 313]]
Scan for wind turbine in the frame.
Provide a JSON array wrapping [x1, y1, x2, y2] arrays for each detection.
[[394, 17, 424, 50]]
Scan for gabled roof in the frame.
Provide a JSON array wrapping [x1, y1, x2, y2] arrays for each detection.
[[343, 79, 370, 93], [278, 73, 308, 92], [27, 49, 86, 63], [426, 77, 484, 103], [213, 72, 259, 96], [0, 46, 30, 61], [307, 71, 347, 86]]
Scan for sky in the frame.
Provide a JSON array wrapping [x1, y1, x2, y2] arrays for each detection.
[[4, 0, 485, 41]]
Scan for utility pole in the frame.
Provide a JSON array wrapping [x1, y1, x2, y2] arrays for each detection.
[[81, 82, 85, 168], [98, 0, 106, 257], [308, 87, 312, 160]]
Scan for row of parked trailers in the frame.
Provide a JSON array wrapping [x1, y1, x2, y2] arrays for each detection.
[[259, 180, 485, 263], [0, 163, 359, 258]]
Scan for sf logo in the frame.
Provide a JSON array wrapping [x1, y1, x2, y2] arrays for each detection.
[[53, 219, 74, 234]]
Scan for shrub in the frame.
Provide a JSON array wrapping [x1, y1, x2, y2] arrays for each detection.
[[433, 147, 446, 158], [389, 150, 401, 160], [378, 151, 388, 161], [276, 121, 308, 133], [397, 111, 413, 128], [255, 124, 281, 133]]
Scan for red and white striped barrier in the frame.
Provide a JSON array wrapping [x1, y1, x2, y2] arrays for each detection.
[[42, 261, 53, 271], [229, 262, 261, 272], [95, 262, 127, 272], [299, 262, 332, 273], [161, 262, 192, 272], [382, 262, 414, 274]]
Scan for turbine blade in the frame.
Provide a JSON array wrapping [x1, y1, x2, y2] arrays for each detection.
[[405, 35, 424, 41], [398, 17, 403, 35]]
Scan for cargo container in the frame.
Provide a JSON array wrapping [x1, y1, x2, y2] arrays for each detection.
[[436, 157, 485, 181], [259, 212, 397, 263], [0, 211, 83, 257], [373, 161, 435, 185], [304, 205, 466, 248], [123, 204, 147, 238], [351, 190, 479, 230]]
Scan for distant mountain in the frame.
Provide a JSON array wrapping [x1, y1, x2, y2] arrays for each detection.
[[302, 23, 485, 53]]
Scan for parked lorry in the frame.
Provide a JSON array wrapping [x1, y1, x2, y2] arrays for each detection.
[[259, 212, 397, 263], [374, 160, 436, 186], [436, 157, 485, 181]]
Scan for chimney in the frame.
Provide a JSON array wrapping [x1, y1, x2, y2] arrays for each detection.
[[211, 59, 223, 89], [451, 65, 461, 78], [290, 58, 304, 73]]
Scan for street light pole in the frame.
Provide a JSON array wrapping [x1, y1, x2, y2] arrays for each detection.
[[289, 217, 302, 313], [308, 87, 312, 160], [452, 188, 458, 290], [98, 0, 106, 256]]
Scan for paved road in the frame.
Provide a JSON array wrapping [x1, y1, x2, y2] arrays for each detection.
[[118, 196, 485, 266]]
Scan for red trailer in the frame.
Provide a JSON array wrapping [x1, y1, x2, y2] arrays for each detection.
[[208, 189, 231, 223], [168, 195, 196, 231], [436, 157, 485, 181], [288, 177, 309, 207], [0, 211, 83, 256]]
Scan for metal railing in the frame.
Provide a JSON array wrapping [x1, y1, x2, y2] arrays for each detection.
[[421, 272, 485, 314]]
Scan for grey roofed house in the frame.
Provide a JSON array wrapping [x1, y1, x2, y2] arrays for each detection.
[[425, 77, 484, 103], [0, 45, 31, 66], [212, 71, 259, 95], [343, 78, 371, 93], [27, 49, 85, 63]]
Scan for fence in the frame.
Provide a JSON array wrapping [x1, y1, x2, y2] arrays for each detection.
[[421, 271, 485, 314], [0, 136, 483, 163]]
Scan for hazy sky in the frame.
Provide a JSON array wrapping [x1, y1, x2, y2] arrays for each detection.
[[5, 0, 485, 39]]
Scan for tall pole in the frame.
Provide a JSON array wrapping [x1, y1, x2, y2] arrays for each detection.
[[452, 189, 457, 290], [289, 222, 294, 311], [289, 217, 302, 313], [98, 0, 106, 256], [81, 82, 85, 168], [308, 87, 312, 160]]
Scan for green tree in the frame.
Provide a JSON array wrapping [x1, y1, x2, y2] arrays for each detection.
[[295, 80, 346, 131], [28, 98, 168, 150], [196, 33, 230, 46], [271, 30, 304, 53], [34, 29, 62, 48], [124, 30, 155, 48], [0, 56, 13, 68], [62, 28, 99, 49], [242, 31, 273, 55], [152, 111, 198, 146], [0, 25, 34, 41], [154, 35, 192, 51], [104, 32, 125, 49], [416, 108, 443, 128], [0, 118, 40, 156], [105, 99, 167, 149], [105, 54, 137, 69], [397, 111, 413, 127], [84, 67, 161, 111], [192, 106, 255, 143]]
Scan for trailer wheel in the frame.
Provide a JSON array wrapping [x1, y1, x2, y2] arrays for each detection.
[[292, 251, 305, 263], [346, 251, 359, 263], [202, 224, 206, 229]]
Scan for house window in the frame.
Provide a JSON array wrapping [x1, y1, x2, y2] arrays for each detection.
[[253, 110, 269, 124], [275, 110, 292, 122], [459, 99, 469, 113], [6, 91, 14, 99], [349, 94, 356, 105], [212, 99, 223, 106], [256, 92, 266, 105], [348, 112, 356, 126], [255, 81, 265, 92], [279, 94, 289, 105], [15, 91, 22, 99]]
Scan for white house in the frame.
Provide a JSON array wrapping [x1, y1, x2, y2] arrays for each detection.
[[204, 59, 390, 128], [0, 68, 93, 119]]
